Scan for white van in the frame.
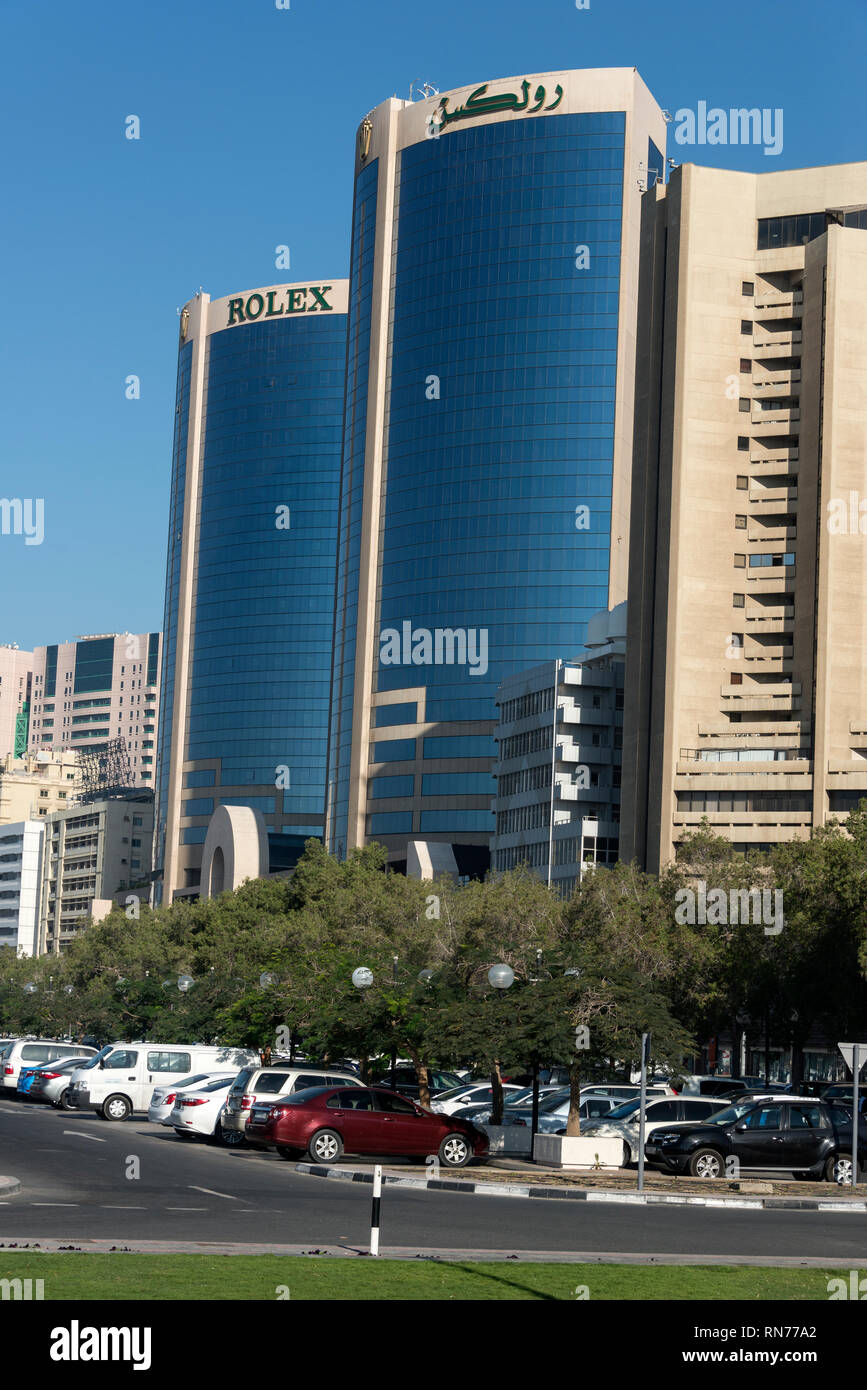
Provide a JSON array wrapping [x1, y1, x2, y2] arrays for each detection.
[[66, 1042, 259, 1120], [1, 1038, 98, 1093]]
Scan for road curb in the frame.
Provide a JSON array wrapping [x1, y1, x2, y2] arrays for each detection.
[[293, 1162, 867, 1211], [0, 1177, 21, 1198]]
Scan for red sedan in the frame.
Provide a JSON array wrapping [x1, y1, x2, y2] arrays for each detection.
[[245, 1085, 489, 1168]]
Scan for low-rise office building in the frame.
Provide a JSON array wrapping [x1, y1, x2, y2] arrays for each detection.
[[0, 820, 45, 955], [38, 792, 154, 954], [0, 749, 80, 825], [491, 606, 625, 895]]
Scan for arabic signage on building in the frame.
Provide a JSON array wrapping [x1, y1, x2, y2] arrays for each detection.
[[432, 79, 564, 133], [226, 286, 334, 327]]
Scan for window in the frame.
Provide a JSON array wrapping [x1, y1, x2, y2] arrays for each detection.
[[739, 359, 752, 372], [734, 554, 746, 567], [741, 320, 752, 333], [291, 1074, 329, 1092], [104, 1050, 139, 1069], [735, 515, 747, 529], [327, 1090, 374, 1110], [645, 1101, 679, 1122], [147, 1051, 192, 1074], [787, 1104, 827, 1130], [733, 594, 745, 608], [375, 1091, 418, 1115], [742, 281, 754, 295], [736, 475, 749, 489], [743, 1105, 782, 1129], [739, 398, 750, 412]]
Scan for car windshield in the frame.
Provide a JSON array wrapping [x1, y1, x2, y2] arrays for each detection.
[[705, 1100, 759, 1126], [77, 1046, 113, 1070], [202, 1078, 233, 1092]]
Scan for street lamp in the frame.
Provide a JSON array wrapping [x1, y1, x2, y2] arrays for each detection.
[[487, 964, 514, 990], [417, 969, 434, 985], [351, 966, 374, 990], [177, 974, 194, 994], [259, 972, 277, 988]]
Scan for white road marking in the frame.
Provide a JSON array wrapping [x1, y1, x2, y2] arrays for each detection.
[[101, 1205, 147, 1210], [62, 1130, 106, 1143], [166, 1207, 208, 1211], [30, 1202, 80, 1207], [189, 1185, 239, 1200]]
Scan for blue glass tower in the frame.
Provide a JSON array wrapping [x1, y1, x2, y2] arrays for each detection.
[[328, 70, 665, 871], [158, 281, 348, 899]]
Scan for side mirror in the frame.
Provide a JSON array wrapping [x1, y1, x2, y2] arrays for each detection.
[[734, 1122, 748, 1132]]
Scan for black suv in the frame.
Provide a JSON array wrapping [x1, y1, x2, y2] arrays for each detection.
[[644, 1095, 867, 1182]]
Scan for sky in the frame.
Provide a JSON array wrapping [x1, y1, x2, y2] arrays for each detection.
[[1, 0, 864, 650]]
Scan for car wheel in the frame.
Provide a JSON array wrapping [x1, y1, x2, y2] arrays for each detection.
[[439, 1133, 472, 1168], [101, 1094, 131, 1122], [216, 1122, 246, 1149], [688, 1147, 724, 1179], [58, 1088, 75, 1111], [622, 1141, 632, 1168], [307, 1128, 343, 1163], [826, 1154, 853, 1184]]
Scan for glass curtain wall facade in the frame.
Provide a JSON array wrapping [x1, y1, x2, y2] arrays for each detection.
[[328, 70, 666, 870], [157, 283, 349, 899]]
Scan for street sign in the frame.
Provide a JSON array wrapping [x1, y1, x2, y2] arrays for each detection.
[[837, 1043, 867, 1077]]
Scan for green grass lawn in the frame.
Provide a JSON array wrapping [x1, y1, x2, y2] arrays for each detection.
[[0, 1255, 851, 1300]]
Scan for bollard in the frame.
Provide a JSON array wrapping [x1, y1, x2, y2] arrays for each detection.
[[370, 1164, 382, 1256]]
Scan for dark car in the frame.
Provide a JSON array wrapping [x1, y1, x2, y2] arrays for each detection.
[[368, 1067, 464, 1102], [822, 1084, 867, 1103], [645, 1096, 867, 1181], [244, 1085, 489, 1168]]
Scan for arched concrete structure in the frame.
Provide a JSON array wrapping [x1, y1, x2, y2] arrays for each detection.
[[199, 804, 269, 899]]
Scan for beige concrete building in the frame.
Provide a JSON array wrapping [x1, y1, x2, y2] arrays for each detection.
[[0, 645, 33, 758], [38, 793, 154, 954], [29, 633, 161, 789], [622, 161, 867, 871], [0, 749, 80, 825]]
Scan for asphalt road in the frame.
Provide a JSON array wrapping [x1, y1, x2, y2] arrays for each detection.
[[1, 1098, 866, 1260]]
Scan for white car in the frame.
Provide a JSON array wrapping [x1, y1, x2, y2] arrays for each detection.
[[27, 1056, 96, 1108], [579, 1095, 726, 1164], [430, 1082, 523, 1115], [147, 1071, 239, 1126], [169, 1077, 237, 1142]]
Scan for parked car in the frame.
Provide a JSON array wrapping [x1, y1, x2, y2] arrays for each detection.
[[1, 1039, 97, 1093], [26, 1056, 93, 1109], [578, 1095, 726, 1164], [644, 1096, 867, 1181], [168, 1077, 237, 1143], [822, 1084, 867, 1102], [17, 1055, 95, 1099], [147, 1071, 240, 1126], [430, 1082, 523, 1115], [367, 1066, 466, 1102], [221, 1064, 364, 1144], [245, 1084, 489, 1168], [453, 1083, 563, 1119], [66, 1043, 258, 1120]]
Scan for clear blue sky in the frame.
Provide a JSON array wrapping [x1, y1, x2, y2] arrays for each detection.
[[1, 0, 863, 649]]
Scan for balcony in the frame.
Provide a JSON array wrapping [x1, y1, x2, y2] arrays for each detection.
[[754, 289, 804, 310], [749, 487, 797, 506]]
